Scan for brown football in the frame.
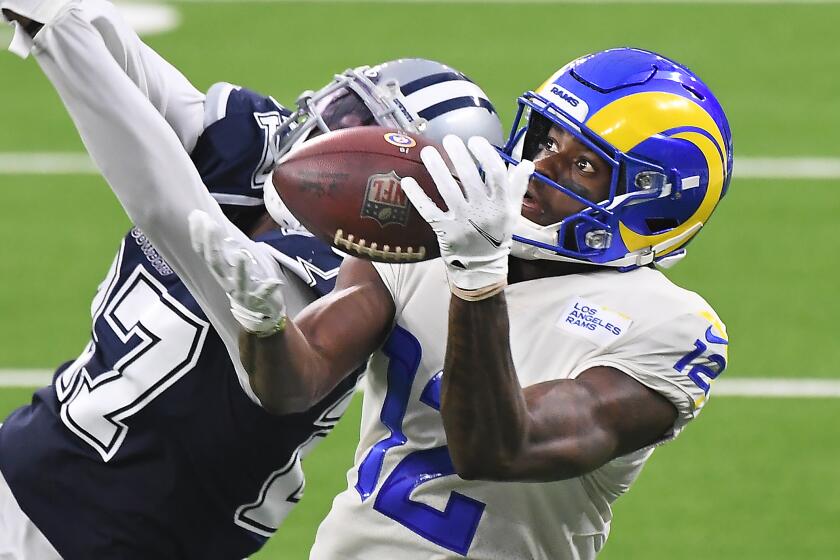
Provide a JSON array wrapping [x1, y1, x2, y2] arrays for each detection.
[[270, 126, 446, 262]]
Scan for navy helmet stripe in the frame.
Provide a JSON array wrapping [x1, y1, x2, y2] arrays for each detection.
[[400, 72, 473, 96], [418, 97, 497, 121]]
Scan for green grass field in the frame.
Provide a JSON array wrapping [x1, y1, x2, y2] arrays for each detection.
[[1, 1, 839, 558]]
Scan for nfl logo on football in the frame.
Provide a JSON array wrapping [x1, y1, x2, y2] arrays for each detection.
[[363, 171, 410, 227]]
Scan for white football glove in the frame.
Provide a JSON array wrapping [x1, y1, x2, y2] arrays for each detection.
[[401, 135, 535, 301], [0, 0, 67, 24], [1, 0, 71, 58], [188, 210, 287, 336]]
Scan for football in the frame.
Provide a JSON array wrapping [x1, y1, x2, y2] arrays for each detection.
[[270, 126, 446, 262]]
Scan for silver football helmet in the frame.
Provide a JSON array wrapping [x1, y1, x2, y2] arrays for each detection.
[[273, 58, 504, 158], [266, 58, 504, 231]]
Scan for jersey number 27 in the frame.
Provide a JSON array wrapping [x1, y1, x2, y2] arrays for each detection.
[[56, 246, 208, 462]]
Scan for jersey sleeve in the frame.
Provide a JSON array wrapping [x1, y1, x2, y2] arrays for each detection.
[[372, 262, 401, 304], [576, 307, 729, 438], [191, 83, 291, 207], [255, 230, 343, 299]]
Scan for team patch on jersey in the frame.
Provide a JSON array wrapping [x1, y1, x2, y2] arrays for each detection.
[[556, 298, 632, 345]]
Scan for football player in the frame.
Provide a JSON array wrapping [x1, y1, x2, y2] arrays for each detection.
[[0, 1, 502, 558], [192, 49, 733, 558]]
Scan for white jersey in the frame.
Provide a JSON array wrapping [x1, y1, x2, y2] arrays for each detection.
[[311, 259, 728, 559]]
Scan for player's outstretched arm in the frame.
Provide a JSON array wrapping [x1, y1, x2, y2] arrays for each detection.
[[2, 3, 270, 388], [403, 136, 677, 482], [3, 0, 205, 151], [189, 215, 395, 414], [239, 258, 394, 414]]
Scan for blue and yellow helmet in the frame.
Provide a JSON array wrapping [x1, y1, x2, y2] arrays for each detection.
[[501, 47, 733, 270]]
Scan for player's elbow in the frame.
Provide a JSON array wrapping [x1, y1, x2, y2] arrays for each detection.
[[249, 376, 321, 416], [451, 456, 489, 481], [450, 443, 526, 482], [452, 454, 519, 482], [258, 394, 316, 416]]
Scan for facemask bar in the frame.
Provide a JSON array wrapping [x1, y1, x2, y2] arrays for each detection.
[[272, 66, 428, 161]]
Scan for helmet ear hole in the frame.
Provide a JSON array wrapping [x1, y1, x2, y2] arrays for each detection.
[[645, 217, 679, 234]]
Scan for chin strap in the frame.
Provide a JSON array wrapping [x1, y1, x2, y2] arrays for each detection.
[[512, 219, 703, 270]]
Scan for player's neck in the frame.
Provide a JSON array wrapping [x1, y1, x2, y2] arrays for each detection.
[[508, 257, 610, 284]]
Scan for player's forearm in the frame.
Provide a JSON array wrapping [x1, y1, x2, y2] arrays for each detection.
[[89, 3, 205, 152], [31, 8, 212, 231], [9, 0, 204, 150], [441, 294, 530, 481], [239, 322, 346, 415]]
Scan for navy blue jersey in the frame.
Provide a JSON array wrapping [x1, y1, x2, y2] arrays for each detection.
[[191, 82, 291, 207], [0, 87, 355, 559]]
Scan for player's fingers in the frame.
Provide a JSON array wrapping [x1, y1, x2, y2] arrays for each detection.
[[419, 145, 465, 214], [443, 135, 485, 199], [467, 136, 507, 198], [401, 177, 444, 224], [232, 249, 256, 293], [190, 211, 232, 282], [252, 279, 284, 302], [507, 159, 535, 207]]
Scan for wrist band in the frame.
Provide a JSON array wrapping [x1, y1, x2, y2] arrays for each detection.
[[450, 280, 507, 302], [254, 315, 288, 338]]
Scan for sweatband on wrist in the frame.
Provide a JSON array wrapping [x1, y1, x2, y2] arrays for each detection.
[[253, 315, 288, 338], [450, 280, 507, 302]]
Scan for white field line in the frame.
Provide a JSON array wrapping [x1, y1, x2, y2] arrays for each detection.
[[713, 379, 840, 398], [1, 153, 839, 179], [2, 370, 840, 397], [0, 153, 98, 174], [0, 370, 54, 388], [734, 158, 840, 180]]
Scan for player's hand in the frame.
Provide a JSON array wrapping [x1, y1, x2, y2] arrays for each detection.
[[1, 0, 63, 33], [1, 9, 32, 27], [189, 210, 287, 336], [401, 135, 534, 301]]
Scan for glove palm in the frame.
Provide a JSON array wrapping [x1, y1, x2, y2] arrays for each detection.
[[189, 210, 287, 336], [401, 135, 534, 299]]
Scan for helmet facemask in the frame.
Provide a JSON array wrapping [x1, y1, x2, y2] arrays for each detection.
[[263, 59, 505, 238], [502, 91, 687, 269], [272, 66, 428, 160]]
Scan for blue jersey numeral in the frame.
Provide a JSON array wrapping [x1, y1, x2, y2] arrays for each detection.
[[673, 327, 728, 394], [355, 327, 485, 556]]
